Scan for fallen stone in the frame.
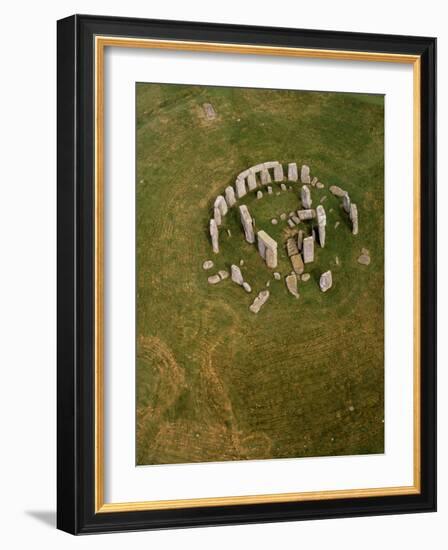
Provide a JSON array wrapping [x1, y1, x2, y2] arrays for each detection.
[[260, 168, 272, 185], [316, 181, 325, 189], [240, 259, 244, 266], [290, 253, 305, 275], [218, 270, 229, 280], [267, 185, 273, 194], [266, 281, 270, 287], [273, 164, 284, 182], [280, 213, 287, 221], [231, 264, 244, 285], [249, 290, 270, 314], [256, 190, 263, 199], [225, 186, 236, 207], [316, 205, 327, 248], [288, 162, 298, 181], [361, 247, 370, 255], [202, 102, 217, 119], [273, 272, 281, 280], [301, 185, 312, 208], [210, 219, 219, 253], [286, 237, 299, 257], [329, 185, 347, 197], [301, 273, 311, 282], [303, 236, 314, 263], [227, 229, 232, 237], [239, 204, 255, 243], [335, 256, 340, 266], [311, 176, 318, 186], [334, 221, 340, 229], [357, 254, 371, 265], [289, 212, 295, 217], [350, 203, 359, 235], [208, 274, 221, 284], [301, 165, 311, 184], [319, 270, 333, 292], [286, 274, 299, 298], [287, 219, 296, 228], [291, 215, 301, 225], [297, 209, 316, 221], [320, 195, 327, 203], [271, 218, 278, 225], [243, 281, 252, 293], [203, 260, 214, 270]]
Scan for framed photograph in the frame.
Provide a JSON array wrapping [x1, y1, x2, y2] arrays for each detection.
[[57, 14, 436, 534]]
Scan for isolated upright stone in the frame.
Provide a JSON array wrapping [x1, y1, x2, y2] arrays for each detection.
[[249, 290, 270, 314], [267, 185, 273, 194], [288, 162, 298, 181], [301, 165, 311, 184], [224, 185, 236, 207], [303, 236, 314, 263], [319, 270, 333, 292], [257, 230, 278, 268], [213, 206, 222, 226], [209, 219, 219, 253], [256, 190, 263, 199], [214, 195, 228, 217], [316, 205, 327, 248], [273, 164, 284, 182], [247, 169, 257, 191], [231, 264, 244, 285], [239, 204, 255, 244], [235, 177, 247, 199], [343, 193, 351, 213], [350, 203, 359, 235], [260, 168, 271, 185], [301, 185, 312, 209]]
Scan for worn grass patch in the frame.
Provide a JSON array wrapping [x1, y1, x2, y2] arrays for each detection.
[[136, 83, 384, 465]]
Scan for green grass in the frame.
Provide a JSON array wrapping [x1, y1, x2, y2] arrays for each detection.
[[136, 83, 384, 465]]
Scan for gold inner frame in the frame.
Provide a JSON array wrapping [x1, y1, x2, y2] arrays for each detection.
[[94, 36, 421, 513]]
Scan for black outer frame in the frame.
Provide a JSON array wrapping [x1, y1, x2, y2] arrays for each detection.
[[57, 14, 437, 535]]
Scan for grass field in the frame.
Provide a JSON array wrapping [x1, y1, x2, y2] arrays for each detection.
[[136, 83, 384, 465]]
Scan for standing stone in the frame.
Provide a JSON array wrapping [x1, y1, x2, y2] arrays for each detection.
[[231, 264, 244, 285], [297, 230, 304, 251], [285, 274, 299, 298], [260, 169, 272, 185], [290, 254, 304, 275], [316, 205, 327, 248], [291, 215, 300, 225], [343, 193, 351, 213], [303, 236, 314, 264], [319, 270, 333, 292], [350, 203, 359, 235], [257, 230, 278, 268], [224, 186, 236, 207], [213, 206, 222, 226], [273, 164, 284, 182], [288, 162, 298, 181], [235, 177, 247, 199], [280, 183, 287, 191], [239, 205, 255, 244], [301, 165, 311, 184], [247, 170, 257, 191], [214, 195, 228, 217], [267, 185, 273, 194], [297, 209, 316, 221], [273, 272, 281, 280], [249, 290, 270, 314], [203, 260, 214, 270], [256, 190, 263, 199], [209, 219, 219, 253], [208, 274, 221, 284], [301, 185, 312, 209], [287, 219, 296, 228], [316, 181, 325, 189]]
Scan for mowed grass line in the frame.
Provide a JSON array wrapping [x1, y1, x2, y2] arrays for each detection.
[[136, 83, 384, 465]]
